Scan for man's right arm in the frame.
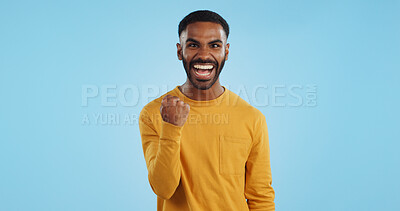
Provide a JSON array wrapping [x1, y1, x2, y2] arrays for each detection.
[[138, 95, 189, 200]]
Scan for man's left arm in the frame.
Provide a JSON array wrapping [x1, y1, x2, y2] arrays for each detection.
[[245, 115, 275, 210]]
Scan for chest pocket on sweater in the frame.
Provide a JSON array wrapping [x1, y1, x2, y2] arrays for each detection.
[[219, 135, 251, 176]]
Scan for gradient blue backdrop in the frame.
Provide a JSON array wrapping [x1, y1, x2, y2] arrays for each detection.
[[1, 0, 399, 210]]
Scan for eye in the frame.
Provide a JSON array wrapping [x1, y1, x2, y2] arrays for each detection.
[[211, 43, 220, 48], [188, 43, 198, 48]]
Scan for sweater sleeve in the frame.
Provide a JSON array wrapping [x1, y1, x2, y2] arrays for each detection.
[[138, 108, 183, 200], [245, 115, 275, 210]]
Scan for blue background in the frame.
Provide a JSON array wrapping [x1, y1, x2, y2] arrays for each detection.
[[1, 0, 399, 210]]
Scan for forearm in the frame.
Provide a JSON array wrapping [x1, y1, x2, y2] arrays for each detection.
[[246, 165, 275, 210], [145, 121, 183, 199], [247, 185, 275, 210], [246, 115, 275, 210]]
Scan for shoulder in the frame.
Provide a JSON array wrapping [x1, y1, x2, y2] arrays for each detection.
[[225, 89, 266, 120]]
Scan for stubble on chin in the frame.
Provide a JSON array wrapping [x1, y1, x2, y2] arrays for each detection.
[[182, 56, 226, 90]]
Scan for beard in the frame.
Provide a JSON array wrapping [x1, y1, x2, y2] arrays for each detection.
[[182, 55, 226, 90]]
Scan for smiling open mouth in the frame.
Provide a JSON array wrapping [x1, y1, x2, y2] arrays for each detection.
[[193, 64, 214, 80]]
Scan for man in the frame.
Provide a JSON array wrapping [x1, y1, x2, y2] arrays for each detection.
[[139, 10, 275, 210]]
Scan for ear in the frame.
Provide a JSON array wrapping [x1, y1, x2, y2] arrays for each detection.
[[225, 43, 230, 61], [176, 43, 183, 60]]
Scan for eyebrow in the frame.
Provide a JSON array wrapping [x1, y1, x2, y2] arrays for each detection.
[[186, 38, 223, 45]]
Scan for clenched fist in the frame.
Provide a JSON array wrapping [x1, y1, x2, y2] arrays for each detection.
[[160, 95, 190, 126]]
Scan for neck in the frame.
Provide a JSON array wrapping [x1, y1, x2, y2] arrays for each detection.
[[179, 79, 225, 101]]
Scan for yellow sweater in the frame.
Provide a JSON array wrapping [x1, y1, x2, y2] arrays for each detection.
[[139, 86, 275, 211]]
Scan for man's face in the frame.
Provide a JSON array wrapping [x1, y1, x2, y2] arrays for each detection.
[[177, 22, 230, 90]]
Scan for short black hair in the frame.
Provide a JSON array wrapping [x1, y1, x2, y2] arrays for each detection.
[[178, 10, 229, 39]]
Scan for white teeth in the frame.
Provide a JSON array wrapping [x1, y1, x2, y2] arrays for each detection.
[[195, 71, 211, 76], [194, 64, 213, 70]]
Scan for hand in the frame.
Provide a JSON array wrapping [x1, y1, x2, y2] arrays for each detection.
[[160, 95, 190, 126]]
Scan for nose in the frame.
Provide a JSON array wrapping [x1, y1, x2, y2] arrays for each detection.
[[196, 46, 212, 61]]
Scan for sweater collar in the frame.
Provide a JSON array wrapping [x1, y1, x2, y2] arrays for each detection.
[[172, 86, 229, 107]]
